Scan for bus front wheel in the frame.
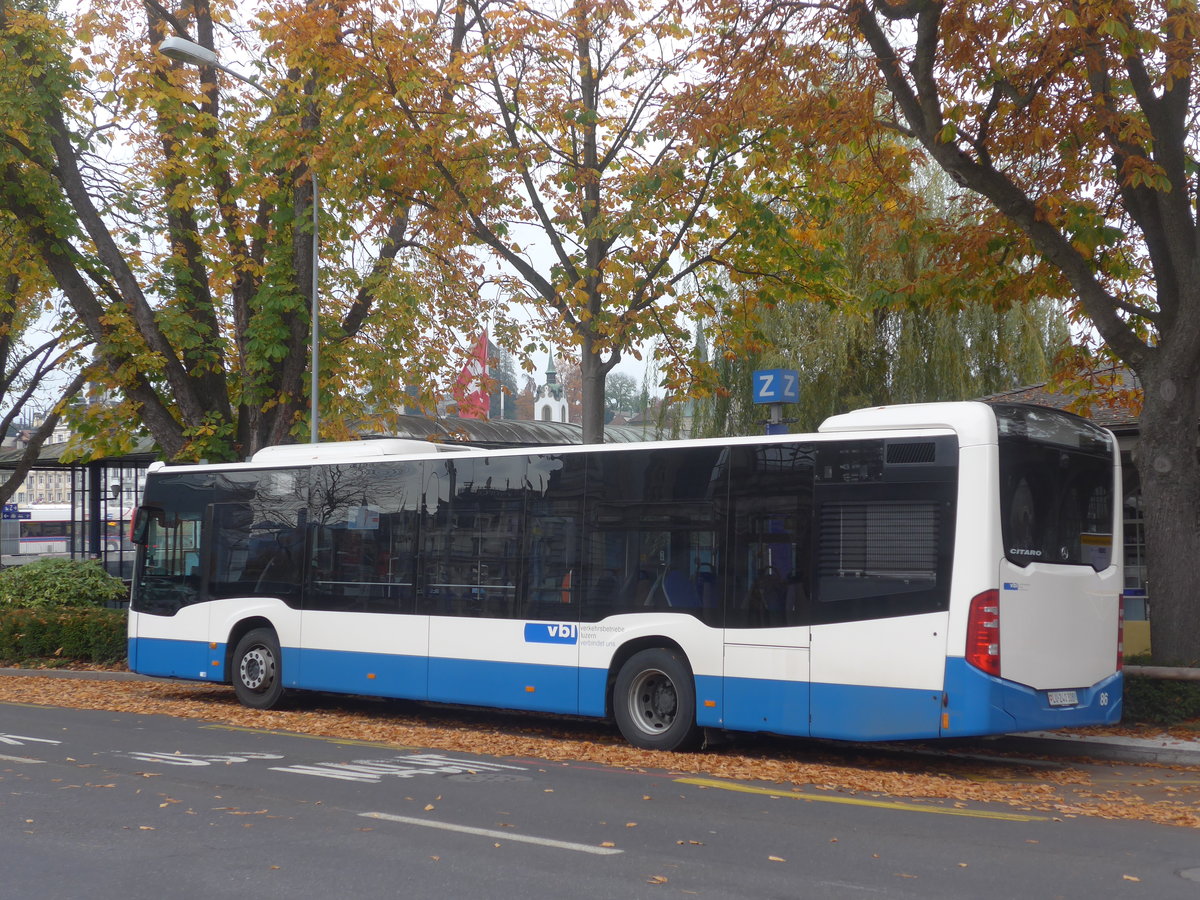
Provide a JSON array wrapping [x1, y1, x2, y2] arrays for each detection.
[[613, 648, 701, 751], [232, 628, 285, 710]]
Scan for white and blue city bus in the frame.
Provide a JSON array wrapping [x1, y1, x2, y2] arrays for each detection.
[[127, 401, 1123, 750], [18, 503, 135, 555]]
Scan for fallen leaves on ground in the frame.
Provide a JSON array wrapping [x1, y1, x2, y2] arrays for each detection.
[[1, 673, 1198, 828]]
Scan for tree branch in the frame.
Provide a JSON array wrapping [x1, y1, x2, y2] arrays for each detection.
[[849, 0, 1150, 367]]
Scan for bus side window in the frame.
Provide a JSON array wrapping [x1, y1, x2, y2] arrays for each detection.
[[581, 443, 726, 625], [811, 435, 956, 623], [727, 443, 815, 630], [208, 503, 254, 596], [523, 454, 583, 622]]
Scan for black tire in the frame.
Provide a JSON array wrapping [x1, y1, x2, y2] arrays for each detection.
[[231, 628, 285, 709], [613, 647, 702, 751]]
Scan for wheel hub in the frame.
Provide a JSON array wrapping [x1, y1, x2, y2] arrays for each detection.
[[240, 647, 273, 691], [629, 669, 677, 734]]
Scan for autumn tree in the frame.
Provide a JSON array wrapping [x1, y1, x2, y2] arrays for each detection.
[[741, 1, 1200, 663], [319, 0, 785, 442], [512, 373, 537, 420], [0, 215, 92, 501], [552, 357, 586, 424], [0, 0, 489, 462]]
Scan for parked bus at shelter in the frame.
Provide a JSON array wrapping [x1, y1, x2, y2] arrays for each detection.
[[18, 504, 133, 556], [126, 402, 1124, 750]]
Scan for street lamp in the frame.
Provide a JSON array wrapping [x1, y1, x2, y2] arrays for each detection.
[[159, 35, 321, 444]]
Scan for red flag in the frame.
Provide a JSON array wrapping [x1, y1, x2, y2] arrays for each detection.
[[453, 330, 490, 419]]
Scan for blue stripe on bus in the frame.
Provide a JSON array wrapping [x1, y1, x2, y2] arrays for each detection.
[[427, 656, 578, 713], [290, 647, 428, 697], [580, 667, 609, 718], [721, 675, 810, 736], [128, 638, 1123, 740], [695, 674, 723, 728], [130, 638, 594, 715], [126, 636, 221, 681], [299, 651, 605, 718], [809, 682, 942, 741], [941, 657, 1123, 735]]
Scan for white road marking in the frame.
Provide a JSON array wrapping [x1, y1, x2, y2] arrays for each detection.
[[360, 812, 623, 855], [0, 734, 62, 746], [273, 753, 529, 783], [0, 754, 45, 764]]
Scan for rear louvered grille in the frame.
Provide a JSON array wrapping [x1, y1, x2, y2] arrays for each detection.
[[886, 442, 936, 465]]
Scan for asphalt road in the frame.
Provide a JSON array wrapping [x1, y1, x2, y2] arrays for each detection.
[[3, 701, 1199, 900]]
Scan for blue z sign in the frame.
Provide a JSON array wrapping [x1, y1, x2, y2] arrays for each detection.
[[752, 369, 800, 404]]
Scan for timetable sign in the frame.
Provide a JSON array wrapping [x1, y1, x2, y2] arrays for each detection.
[[751, 369, 799, 404]]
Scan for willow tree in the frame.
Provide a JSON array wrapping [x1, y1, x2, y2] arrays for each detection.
[[696, 288, 1069, 435], [736, 0, 1200, 663], [692, 164, 1071, 436]]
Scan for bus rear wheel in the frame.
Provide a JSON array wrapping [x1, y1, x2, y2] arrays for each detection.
[[614, 648, 701, 751], [232, 628, 285, 710]]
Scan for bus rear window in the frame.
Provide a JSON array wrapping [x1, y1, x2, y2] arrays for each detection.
[[993, 405, 1115, 571]]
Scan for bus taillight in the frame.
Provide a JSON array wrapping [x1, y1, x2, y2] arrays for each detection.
[[1117, 594, 1125, 671], [966, 589, 1001, 676]]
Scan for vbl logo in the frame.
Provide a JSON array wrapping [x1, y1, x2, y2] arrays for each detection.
[[524, 623, 578, 645]]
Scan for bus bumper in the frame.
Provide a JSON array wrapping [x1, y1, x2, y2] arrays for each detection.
[[940, 657, 1123, 736]]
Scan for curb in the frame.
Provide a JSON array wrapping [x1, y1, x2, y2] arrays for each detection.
[[994, 731, 1200, 767]]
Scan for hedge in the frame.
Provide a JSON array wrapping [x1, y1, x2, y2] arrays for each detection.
[[0, 558, 128, 608], [0, 607, 127, 666], [1122, 671, 1200, 727]]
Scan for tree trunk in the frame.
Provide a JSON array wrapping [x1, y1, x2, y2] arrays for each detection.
[[578, 335, 608, 444], [1134, 353, 1200, 665]]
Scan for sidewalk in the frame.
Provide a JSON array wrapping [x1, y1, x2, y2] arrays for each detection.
[[990, 730, 1200, 767], [3, 666, 1199, 765]]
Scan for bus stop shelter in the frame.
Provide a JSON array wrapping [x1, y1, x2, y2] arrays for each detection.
[[0, 437, 157, 578]]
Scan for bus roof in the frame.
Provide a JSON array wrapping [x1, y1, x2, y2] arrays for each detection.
[[248, 438, 466, 465], [819, 401, 999, 445], [146, 401, 1018, 477]]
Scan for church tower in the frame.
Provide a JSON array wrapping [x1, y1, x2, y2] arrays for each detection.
[[534, 353, 569, 423]]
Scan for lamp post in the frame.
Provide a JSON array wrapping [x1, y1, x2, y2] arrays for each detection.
[[159, 35, 321, 444]]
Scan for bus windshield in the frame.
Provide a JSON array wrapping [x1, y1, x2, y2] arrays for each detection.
[[992, 404, 1116, 571]]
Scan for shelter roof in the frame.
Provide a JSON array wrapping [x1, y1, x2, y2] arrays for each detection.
[[363, 414, 654, 447], [0, 415, 654, 471], [0, 437, 159, 471], [982, 366, 1143, 433]]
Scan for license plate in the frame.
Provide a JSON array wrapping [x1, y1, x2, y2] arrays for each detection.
[[1047, 690, 1079, 707]]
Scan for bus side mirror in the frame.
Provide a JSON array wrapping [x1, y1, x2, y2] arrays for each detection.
[[130, 506, 161, 545]]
